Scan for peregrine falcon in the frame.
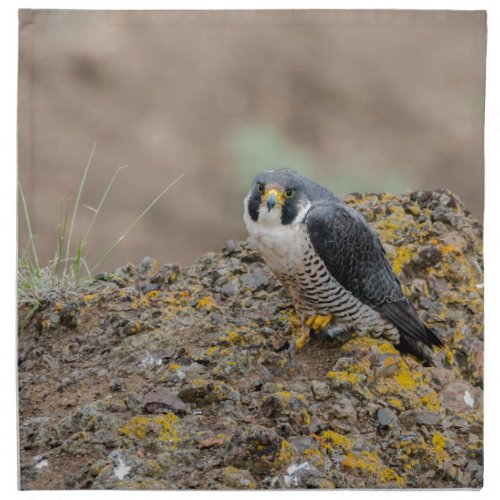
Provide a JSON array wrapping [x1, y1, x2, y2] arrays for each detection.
[[243, 168, 443, 365]]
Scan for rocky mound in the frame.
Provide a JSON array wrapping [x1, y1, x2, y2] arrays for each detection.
[[18, 189, 483, 489]]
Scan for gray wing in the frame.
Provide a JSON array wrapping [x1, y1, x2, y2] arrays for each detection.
[[304, 199, 443, 352]]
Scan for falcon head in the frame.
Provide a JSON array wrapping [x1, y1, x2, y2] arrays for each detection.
[[244, 168, 336, 226]]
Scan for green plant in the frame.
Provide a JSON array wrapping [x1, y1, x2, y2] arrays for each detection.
[[18, 144, 184, 324]]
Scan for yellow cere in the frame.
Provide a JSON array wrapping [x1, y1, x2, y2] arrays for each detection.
[[264, 188, 284, 206]]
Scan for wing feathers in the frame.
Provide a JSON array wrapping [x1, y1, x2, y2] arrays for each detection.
[[305, 200, 443, 363]]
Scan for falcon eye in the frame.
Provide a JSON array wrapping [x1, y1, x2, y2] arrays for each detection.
[[257, 182, 265, 193], [284, 188, 296, 199]]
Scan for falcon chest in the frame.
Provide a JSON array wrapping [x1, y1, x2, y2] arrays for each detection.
[[251, 220, 311, 275]]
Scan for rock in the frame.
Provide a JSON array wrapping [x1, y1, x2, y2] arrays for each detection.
[[467, 339, 484, 386], [110, 378, 123, 391], [439, 381, 481, 412], [377, 408, 398, 428], [373, 353, 400, 378], [138, 256, 155, 277], [142, 387, 188, 415], [225, 425, 291, 475], [222, 240, 242, 256], [261, 391, 310, 430], [311, 381, 331, 401], [219, 466, 255, 489], [150, 263, 180, 286], [415, 409, 440, 426], [331, 398, 358, 424]]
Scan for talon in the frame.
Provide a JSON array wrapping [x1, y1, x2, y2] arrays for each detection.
[[305, 314, 333, 332], [294, 328, 310, 351], [321, 325, 346, 340]]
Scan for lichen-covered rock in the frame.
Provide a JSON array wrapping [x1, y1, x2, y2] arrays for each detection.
[[18, 189, 483, 489]]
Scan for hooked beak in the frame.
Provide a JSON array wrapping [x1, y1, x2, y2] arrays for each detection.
[[266, 192, 278, 212], [264, 189, 282, 213]]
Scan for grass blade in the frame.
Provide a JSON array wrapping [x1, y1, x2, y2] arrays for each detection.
[[64, 143, 97, 277], [82, 164, 128, 259], [91, 172, 185, 273], [18, 183, 40, 270]]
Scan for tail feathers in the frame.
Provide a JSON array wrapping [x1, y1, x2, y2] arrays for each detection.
[[396, 325, 443, 367], [380, 299, 444, 365], [396, 335, 435, 367], [424, 324, 444, 348]]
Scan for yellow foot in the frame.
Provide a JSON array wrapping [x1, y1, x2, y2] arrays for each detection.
[[294, 328, 311, 351], [305, 313, 333, 332]]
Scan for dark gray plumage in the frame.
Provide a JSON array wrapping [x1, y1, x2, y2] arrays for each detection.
[[243, 168, 443, 365]]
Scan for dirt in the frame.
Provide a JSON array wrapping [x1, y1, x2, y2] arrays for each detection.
[[18, 189, 483, 490]]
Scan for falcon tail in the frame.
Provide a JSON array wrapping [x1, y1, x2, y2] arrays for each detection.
[[396, 324, 443, 367], [380, 299, 444, 366]]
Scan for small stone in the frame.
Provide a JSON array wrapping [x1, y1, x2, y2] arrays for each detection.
[[143, 387, 188, 415], [220, 280, 239, 298], [311, 381, 331, 401], [220, 466, 255, 489], [198, 436, 225, 449], [109, 378, 122, 391], [377, 408, 397, 428], [439, 381, 482, 412], [223, 240, 242, 256], [150, 263, 180, 286], [331, 397, 358, 423], [415, 409, 440, 426], [373, 353, 400, 378], [138, 256, 155, 276], [431, 206, 452, 223], [416, 245, 442, 269]]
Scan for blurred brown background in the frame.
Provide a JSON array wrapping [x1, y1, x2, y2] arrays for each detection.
[[18, 9, 486, 270]]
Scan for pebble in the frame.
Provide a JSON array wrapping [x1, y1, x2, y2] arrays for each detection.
[[109, 378, 122, 391], [377, 408, 398, 428], [142, 386, 188, 415], [311, 381, 331, 401]]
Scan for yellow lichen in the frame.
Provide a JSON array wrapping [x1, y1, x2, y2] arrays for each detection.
[[342, 451, 405, 486], [196, 295, 217, 309], [319, 430, 351, 454], [205, 346, 220, 356], [278, 439, 293, 464], [146, 290, 160, 300], [420, 392, 441, 412], [120, 413, 179, 448], [304, 448, 324, 467]]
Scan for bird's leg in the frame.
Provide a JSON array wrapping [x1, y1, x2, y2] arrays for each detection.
[[305, 313, 334, 343], [320, 324, 352, 341]]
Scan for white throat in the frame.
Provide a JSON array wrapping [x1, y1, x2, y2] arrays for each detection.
[[243, 197, 312, 268]]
